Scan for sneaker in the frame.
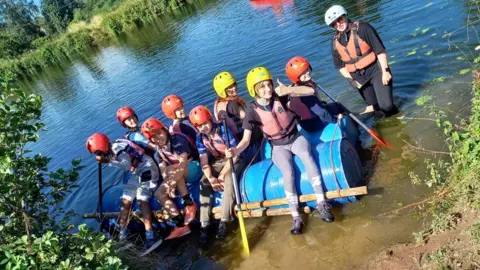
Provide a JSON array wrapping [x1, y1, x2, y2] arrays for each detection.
[[184, 203, 197, 225], [200, 226, 209, 244], [313, 201, 334, 223], [165, 226, 191, 240], [290, 217, 303, 235], [216, 221, 228, 240]]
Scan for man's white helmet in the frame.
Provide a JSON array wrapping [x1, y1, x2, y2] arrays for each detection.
[[325, 5, 348, 27]]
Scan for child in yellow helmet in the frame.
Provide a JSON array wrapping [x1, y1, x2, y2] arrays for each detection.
[[225, 67, 335, 235]]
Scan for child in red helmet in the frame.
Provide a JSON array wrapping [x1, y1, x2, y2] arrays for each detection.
[[189, 105, 246, 243], [141, 118, 198, 240], [116, 106, 156, 155], [86, 133, 161, 251], [161, 94, 198, 138], [284, 56, 344, 133]]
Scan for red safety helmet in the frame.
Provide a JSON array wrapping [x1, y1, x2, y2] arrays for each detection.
[[116, 106, 137, 127], [161, 94, 184, 119], [86, 133, 110, 154], [189, 105, 213, 126], [141, 118, 165, 140], [285, 56, 311, 84]]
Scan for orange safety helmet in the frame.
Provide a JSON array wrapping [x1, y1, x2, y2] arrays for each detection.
[[161, 94, 184, 119], [285, 56, 311, 84], [141, 118, 166, 140], [189, 105, 213, 126], [86, 133, 110, 154], [116, 106, 137, 127]]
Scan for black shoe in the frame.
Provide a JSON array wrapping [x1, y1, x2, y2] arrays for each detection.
[[200, 227, 209, 244], [313, 201, 334, 223], [216, 221, 228, 240], [290, 217, 303, 235]]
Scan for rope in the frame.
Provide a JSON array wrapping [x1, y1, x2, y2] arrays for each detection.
[[329, 118, 348, 203]]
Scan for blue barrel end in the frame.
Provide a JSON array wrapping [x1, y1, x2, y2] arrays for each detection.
[[316, 139, 363, 204], [240, 138, 363, 209], [299, 116, 359, 146]]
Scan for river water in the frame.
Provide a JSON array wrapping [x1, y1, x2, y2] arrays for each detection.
[[20, 0, 479, 268]]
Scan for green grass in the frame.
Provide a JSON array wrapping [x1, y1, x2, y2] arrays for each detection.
[[0, 0, 190, 80]]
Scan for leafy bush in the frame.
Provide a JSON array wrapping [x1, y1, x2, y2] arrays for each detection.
[[0, 73, 125, 269]]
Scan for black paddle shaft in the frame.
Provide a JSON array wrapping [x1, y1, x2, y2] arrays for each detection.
[[222, 119, 243, 206], [314, 83, 374, 133], [98, 162, 104, 222]]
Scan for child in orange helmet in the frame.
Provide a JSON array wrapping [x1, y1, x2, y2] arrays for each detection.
[[284, 56, 344, 133], [141, 118, 198, 240], [116, 106, 156, 155], [86, 133, 160, 251]]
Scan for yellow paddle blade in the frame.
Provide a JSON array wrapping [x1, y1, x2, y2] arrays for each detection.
[[237, 210, 250, 256]]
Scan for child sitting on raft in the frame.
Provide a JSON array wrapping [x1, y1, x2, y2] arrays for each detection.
[[86, 133, 160, 249], [285, 56, 344, 133], [162, 94, 198, 136], [141, 118, 198, 240], [213, 71, 265, 163], [189, 105, 246, 243], [225, 67, 334, 235], [116, 106, 156, 156]]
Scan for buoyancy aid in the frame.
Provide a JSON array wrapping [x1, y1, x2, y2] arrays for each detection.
[[288, 96, 316, 120], [334, 22, 377, 73], [112, 139, 145, 172], [214, 97, 246, 136], [124, 128, 155, 157], [201, 126, 227, 158], [157, 126, 197, 165], [253, 98, 297, 141]]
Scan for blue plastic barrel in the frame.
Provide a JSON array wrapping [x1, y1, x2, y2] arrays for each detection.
[[240, 138, 362, 207], [263, 116, 358, 159]]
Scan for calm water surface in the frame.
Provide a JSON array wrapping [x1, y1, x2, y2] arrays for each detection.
[[21, 0, 479, 268]]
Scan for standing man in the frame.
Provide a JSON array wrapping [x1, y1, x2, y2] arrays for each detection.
[[325, 5, 398, 117]]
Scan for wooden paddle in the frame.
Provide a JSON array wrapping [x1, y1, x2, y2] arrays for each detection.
[[223, 118, 250, 256]]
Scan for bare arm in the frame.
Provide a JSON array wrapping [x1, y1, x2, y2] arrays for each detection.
[[287, 85, 315, 97], [238, 108, 246, 119], [232, 129, 252, 156], [377, 53, 388, 70], [199, 153, 214, 180]]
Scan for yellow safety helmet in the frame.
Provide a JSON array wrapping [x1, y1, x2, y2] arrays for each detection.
[[213, 71, 236, 98], [246, 67, 272, 97]]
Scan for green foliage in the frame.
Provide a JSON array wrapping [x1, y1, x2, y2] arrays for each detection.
[[0, 225, 123, 269], [73, 0, 122, 22], [0, 0, 44, 57], [424, 247, 452, 270], [0, 0, 190, 79], [41, 0, 79, 33], [0, 73, 125, 268], [470, 219, 480, 244]]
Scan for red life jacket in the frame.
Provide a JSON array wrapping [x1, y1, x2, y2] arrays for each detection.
[[201, 126, 227, 158], [253, 98, 297, 141], [334, 22, 377, 73], [112, 139, 145, 172], [214, 97, 246, 136]]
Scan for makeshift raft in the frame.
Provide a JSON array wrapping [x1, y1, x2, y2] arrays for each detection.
[[83, 116, 367, 232]]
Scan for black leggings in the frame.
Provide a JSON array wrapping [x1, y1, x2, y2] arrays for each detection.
[[358, 72, 398, 116]]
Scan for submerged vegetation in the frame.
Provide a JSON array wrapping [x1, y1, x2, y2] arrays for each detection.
[[0, 0, 189, 80]]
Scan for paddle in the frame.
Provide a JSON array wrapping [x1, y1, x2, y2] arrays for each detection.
[[313, 82, 392, 148], [97, 161, 104, 223], [222, 118, 250, 256]]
